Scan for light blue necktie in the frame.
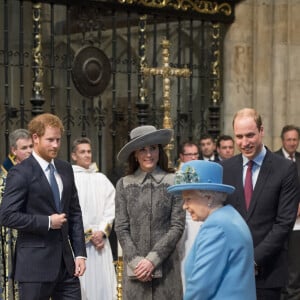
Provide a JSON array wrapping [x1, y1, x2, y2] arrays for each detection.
[[48, 164, 60, 211]]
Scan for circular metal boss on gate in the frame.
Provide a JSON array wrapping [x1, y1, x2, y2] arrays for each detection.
[[72, 45, 111, 97]]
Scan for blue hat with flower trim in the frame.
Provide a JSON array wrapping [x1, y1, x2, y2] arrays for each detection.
[[167, 160, 235, 195]]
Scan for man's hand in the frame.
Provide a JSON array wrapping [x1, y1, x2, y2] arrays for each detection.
[[74, 258, 86, 277], [91, 231, 105, 250], [50, 213, 67, 229]]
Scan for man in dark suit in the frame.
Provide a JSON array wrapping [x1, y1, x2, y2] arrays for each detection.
[[221, 108, 300, 300], [0, 113, 86, 300], [275, 125, 300, 300], [198, 134, 220, 161], [275, 124, 300, 173], [0, 129, 32, 299], [216, 134, 235, 161]]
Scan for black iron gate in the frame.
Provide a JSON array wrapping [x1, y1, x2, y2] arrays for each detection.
[[0, 0, 237, 179]]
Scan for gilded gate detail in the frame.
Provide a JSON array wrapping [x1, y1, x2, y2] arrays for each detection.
[[0, 0, 237, 179], [0, 2, 238, 297]]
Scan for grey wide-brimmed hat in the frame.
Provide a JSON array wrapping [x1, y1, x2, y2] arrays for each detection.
[[117, 125, 173, 163]]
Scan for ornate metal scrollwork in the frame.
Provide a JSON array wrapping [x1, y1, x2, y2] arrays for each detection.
[[137, 15, 149, 125], [118, 0, 232, 17], [208, 22, 222, 138], [115, 258, 124, 300], [31, 2, 45, 115], [211, 22, 221, 105]]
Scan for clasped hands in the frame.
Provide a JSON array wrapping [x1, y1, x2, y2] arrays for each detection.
[[134, 258, 155, 282], [90, 231, 105, 250]]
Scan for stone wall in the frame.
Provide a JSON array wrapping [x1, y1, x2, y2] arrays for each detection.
[[223, 0, 300, 151]]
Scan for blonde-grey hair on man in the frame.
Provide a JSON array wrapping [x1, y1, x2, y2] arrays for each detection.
[[232, 108, 263, 131], [9, 129, 31, 148]]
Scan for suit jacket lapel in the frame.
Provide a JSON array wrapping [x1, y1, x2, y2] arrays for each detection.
[[228, 155, 248, 217], [55, 160, 67, 211], [30, 156, 58, 211], [277, 149, 284, 158], [294, 152, 300, 180], [236, 157, 248, 217]]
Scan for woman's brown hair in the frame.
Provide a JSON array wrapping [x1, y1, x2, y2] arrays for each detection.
[[125, 144, 174, 175]]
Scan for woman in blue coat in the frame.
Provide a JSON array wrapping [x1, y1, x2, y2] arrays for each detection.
[[168, 160, 256, 300]]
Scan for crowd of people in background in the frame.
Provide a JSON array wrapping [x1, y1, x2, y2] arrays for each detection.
[[0, 108, 299, 300]]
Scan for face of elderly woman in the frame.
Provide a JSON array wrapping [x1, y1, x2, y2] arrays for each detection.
[[182, 190, 211, 222], [134, 144, 159, 172]]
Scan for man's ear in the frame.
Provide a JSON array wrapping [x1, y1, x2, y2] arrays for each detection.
[[71, 152, 77, 162], [32, 133, 38, 143], [11, 146, 17, 156]]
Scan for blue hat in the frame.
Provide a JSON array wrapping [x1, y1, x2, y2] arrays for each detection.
[[167, 160, 235, 195]]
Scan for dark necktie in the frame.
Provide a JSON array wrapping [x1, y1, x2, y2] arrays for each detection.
[[289, 154, 294, 162], [244, 160, 253, 210], [48, 163, 61, 211]]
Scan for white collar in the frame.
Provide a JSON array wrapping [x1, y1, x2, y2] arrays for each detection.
[[32, 150, 55, 171]]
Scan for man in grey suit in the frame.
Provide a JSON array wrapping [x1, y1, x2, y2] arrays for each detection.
[[221, 108, 300, 300], [0, 113, 86, 300], [275, 125, 300, 300], [275, 124, 300, 173]]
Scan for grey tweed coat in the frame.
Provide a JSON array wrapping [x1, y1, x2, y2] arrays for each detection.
[[115, 167, 185, 300]]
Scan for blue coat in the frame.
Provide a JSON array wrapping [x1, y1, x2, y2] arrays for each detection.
[[184, 205, 256, 300]]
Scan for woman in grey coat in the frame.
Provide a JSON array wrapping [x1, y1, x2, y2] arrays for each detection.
[[115, 125, 185, 300]]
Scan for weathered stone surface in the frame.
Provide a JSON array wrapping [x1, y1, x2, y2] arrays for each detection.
[[224, 0, 300, 151]]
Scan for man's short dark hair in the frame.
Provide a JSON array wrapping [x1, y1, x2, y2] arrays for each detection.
[[216, 135, 234, 148], [280, 125, 300, 140], [199, 134, 215, 143], [179, 141, 199, 154]]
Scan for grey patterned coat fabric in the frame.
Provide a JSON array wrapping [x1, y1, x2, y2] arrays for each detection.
[[115, 167, 185, 300]]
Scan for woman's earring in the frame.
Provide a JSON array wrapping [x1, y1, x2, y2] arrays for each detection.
[[207, 199, 213, 208]]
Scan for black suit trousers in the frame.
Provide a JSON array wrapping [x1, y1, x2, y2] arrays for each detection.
[[18, 259, 81, 300]]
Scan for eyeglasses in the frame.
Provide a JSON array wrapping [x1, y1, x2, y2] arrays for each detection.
[[182, 153, 199, 157]]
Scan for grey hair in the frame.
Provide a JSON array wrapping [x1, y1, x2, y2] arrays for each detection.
[[195, 190, 227, 208], [9, 129, 31, 148]]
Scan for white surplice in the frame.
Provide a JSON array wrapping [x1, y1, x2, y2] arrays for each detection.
[[177, 212, 202, 291], [72, 164, 117, 300]]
